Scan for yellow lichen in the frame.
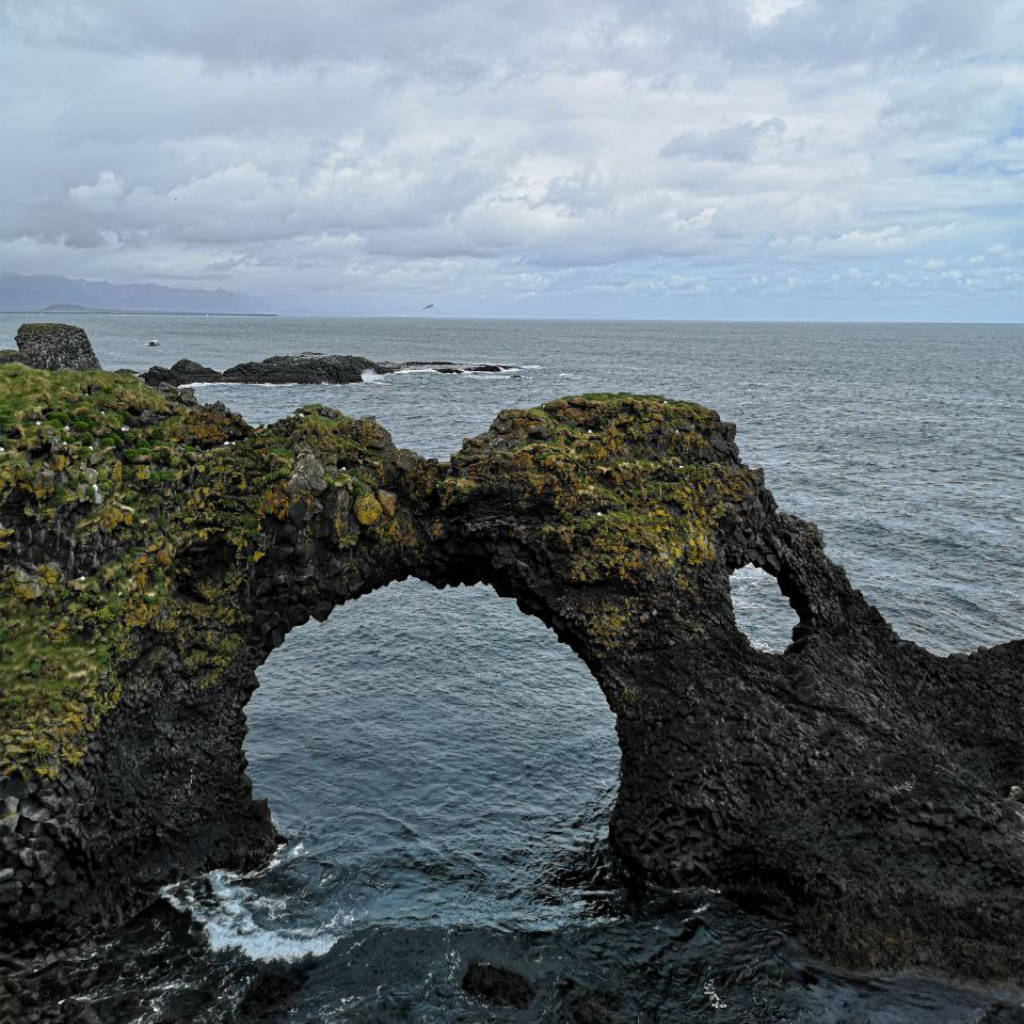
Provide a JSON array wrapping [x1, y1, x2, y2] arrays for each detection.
[[354, 493, 383, 525]]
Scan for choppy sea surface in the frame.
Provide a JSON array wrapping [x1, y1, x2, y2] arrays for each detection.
[[3, 314, 1022, 1022]]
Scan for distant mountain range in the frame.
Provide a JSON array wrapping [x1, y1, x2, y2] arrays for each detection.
[[0, 273, 273, 315]]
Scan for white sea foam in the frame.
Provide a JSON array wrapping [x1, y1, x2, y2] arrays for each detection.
[[391, 363, 534, 375], [161, 857, 351, 962]]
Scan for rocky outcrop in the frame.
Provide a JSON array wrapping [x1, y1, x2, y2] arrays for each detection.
[[141, 353, 517, 386], [10, 323, 101, 371], [140, 352, 377, 386], [221, 352, 380, 384], [0, 365, 1021, 982], [140, 357, 223, 386]]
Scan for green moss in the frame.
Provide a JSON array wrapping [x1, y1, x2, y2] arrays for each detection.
[[0, 373, 755, 777], [0, 368, 435, 776], [450, 394, 756, 595]]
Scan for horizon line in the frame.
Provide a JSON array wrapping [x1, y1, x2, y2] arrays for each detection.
[[1, 309, 1020, 328]]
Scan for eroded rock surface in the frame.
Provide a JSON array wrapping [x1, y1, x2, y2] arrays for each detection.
[[11, 324, 101, 371], [0, 364, 1020, 981]]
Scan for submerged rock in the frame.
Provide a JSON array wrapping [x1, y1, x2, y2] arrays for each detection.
[[569, 997, 629, 1024], [398, 360, 515, 374], [0, 365, 1020, 983], [11, 323, 100, 371], [236, 959, 314, 1020], [462, 961, 535, 1008]]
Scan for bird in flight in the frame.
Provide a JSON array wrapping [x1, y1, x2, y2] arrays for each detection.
[[423, 303, 434, 310]]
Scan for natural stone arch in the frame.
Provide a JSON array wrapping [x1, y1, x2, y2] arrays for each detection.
[[245, 574, 619, 897], [0, 367, 1021, 981]]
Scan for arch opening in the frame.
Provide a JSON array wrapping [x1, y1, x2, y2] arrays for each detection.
[[728, 564, 801, 653], [174, 579, 622, 958]]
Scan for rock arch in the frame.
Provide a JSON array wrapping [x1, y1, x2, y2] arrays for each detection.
[[0, 370, 1021, 979], [727, 564, 801, 652], [246, 574, 619, 901]]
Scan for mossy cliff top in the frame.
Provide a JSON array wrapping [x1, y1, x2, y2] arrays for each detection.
[[445, 393, 760, 587], [0, 367, 758, 779]]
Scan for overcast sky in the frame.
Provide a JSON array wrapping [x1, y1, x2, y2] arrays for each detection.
[[2, 0, 1022, 320]]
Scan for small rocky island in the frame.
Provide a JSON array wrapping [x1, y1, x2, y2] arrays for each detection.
[[142, 353, 516, 386], [0, 354, 1021, 984]]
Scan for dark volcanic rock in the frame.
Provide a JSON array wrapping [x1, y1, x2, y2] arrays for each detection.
[[221, 352, 380, 384], [462, 961, 535, 1008], [142, 352, 380, 387], [142, 354, 518, 386], [142, 358, 222, 386], [13, 323, 100, 370], [0, 374, 1021, 983]]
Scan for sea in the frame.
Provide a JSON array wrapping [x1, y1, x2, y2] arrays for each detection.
[[2, 314, 1022, 1023]]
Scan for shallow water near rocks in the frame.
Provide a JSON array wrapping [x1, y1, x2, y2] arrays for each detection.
[[3, 315, 1021, 1021]]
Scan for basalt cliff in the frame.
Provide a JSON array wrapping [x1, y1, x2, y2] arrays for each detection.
[[0, 363, 1021, 981]]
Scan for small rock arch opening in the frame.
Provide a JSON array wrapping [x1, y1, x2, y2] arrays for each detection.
[[241, 577, 620, 934], [728, 564, 801, 653]]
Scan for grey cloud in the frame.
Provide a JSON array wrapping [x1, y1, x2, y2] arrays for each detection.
[[4, 0, 1016, 72], [660, 118, 786, 162], [0, 0, 1020, 320], [61, 229, 107, 249]]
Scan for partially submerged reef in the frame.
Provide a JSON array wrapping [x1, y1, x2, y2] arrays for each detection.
[[142, 353, 516, 386], [0, 363, 1021, 984]]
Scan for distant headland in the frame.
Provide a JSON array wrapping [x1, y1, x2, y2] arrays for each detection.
[[36, 304, 276, 317], [0, 272, 272, 316]]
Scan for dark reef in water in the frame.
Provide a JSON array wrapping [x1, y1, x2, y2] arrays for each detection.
[[142, 352, 516, 386], [0, 363, 1021, 990], [462, 961, 536, 1008]]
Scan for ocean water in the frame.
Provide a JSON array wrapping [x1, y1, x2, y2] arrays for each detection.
[[3, 314, 1022, 1022]]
